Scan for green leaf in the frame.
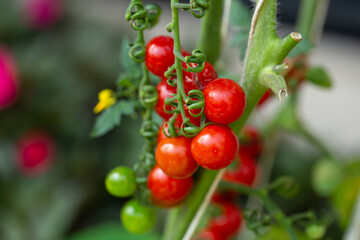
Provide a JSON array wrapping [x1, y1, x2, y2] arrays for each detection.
[[66, 222, 161, 240], [288, 36, 314, 57], [230, 0, 251, 27], [119, 37, 140, 73], [90, 101, 135, 138], [306, 66, 332, 88]]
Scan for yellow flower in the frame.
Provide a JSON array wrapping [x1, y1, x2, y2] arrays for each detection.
[[93, 89, 116, 114]]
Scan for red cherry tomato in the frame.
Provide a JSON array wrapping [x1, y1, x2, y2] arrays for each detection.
[[197, 62, 218, 89], [239, 125, 263, 157], [203, 78, 246, 124], [224, 152, 257, 186], [257, 89, 272, 107], [148, 165, 193, 208], [0, 47, 19, 110], [196, 228, 224, 240], [191, 125, 239, 170], [145, 36, 175, 77], [156, 136, 198, 178], [155, 80, 177, 120], [16, 130, 56, 176], [208, 201, 242, 238]]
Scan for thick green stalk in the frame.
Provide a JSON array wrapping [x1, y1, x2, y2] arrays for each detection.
[[296, 0, 330, 44], [197, 0, 224, 64], [174, 170, 218, 240], [296, 0, 319, 39]]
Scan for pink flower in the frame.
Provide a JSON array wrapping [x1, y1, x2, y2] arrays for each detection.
[[23, 0, 63, 29], [0, 47, 19, 109]]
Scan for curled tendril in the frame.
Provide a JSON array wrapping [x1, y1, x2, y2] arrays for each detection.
[[125, 0, 148, 31], [185, 89, 205, 117], [145, 3, 161, 28], [167, 77, 177, 87], [139, 84, 158, 109], [183, 49, 206, 73], [163, 120, 178, 138], [181, 120, 202, 138], [190, 0, 210, 18], [164, 65, 176, 78], [140, 120, 159, 142], [164, 94, 179, 114], [129, 42, 146, 63]]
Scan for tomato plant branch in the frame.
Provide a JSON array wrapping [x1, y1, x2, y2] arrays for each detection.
[[220, 182, 298, 240]]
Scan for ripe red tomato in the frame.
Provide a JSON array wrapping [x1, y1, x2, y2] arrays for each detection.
[[191, 125, 239, 170], [197, 62, 218, 89], [0, 47, 19, 110], [239, 125, 263, 157], [203, 78, 246, 124], [208, 201, 242, 238], [223, 152, 257, 186], [16, 130, 56, 176], [156, 136, 198, 178], [155, 80, 177, 120], [145, 36, 174, 77], [148, 165, 193, 208]]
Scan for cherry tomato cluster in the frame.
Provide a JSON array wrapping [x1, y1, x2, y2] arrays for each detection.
[[144, 35, 247, 208], [194, 126, 262, 240]]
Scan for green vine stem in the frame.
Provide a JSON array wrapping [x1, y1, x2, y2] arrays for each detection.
[[220, 182, 298, 239], [197, 0, 224, 64], [296, 0, 330, 44]]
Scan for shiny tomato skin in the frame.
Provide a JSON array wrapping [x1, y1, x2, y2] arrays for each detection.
[[203, 78, 246, 124], [197, 62, 218, 89], [191, 125, 239, 170], [208, 201, 242, 238], [239, 125, 263, 157], [121, 199, 157, 234], [155, 80, 177, 120], [156, 137, 198, 179], [224, 152, 257, 186], [145, 35, 174, 77], [148, 165, 193, 208]]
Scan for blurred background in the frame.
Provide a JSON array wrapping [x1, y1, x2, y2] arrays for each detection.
[[0, 0, 359, 240]]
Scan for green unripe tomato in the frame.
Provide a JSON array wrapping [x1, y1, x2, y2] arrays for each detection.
[[306, 224, 326, 239], [105, 166, 136, 197], [121, 199, 157, 234], [312, 158, 343, 197]]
